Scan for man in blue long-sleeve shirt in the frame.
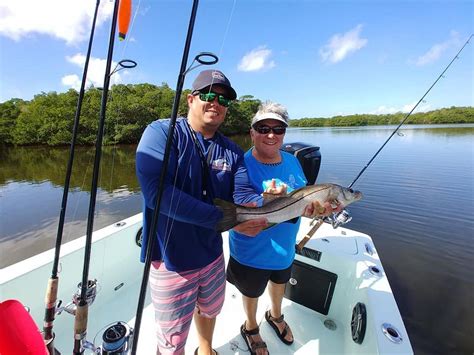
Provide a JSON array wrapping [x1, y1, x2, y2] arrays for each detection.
[[136, 69, 267, 355]]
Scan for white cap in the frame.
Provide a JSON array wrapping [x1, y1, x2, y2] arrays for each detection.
[[251, 111, 288, 127]]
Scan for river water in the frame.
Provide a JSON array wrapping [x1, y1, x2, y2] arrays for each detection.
[[1, 124, 473, 354]]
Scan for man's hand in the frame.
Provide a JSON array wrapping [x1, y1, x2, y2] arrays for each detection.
[[303, 200, 343, 218], [230, 201, 268, 236], [233, 218, 268, 236]]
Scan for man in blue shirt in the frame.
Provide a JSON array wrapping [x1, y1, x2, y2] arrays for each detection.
[[136, 69, 267, 355]]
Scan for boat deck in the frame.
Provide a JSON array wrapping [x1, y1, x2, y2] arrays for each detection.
[[135, 218, 370, 354], [135, 268, 345, 355], [1, 215, 413, 354]]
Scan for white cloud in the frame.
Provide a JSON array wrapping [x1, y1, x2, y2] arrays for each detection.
[[0, 0, 113, 45], [415, 31, 461, 66], [370, 102, 432, 115], [62, 53, 122, 90], [238, 46, 275, 72], [320, 24, 368, 64], [61, 74, 81, 90]]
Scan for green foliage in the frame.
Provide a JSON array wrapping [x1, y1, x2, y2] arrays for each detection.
[[290, 107, 474, 127], [0, 98, 26, 144], [220, 95, 261, 136], [1, 83, 472, 146]]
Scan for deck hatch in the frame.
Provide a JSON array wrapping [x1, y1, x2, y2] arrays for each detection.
[[284, 259, 337, 315]]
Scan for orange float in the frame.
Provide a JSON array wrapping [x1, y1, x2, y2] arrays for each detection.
[[118, 0, 131, 40]]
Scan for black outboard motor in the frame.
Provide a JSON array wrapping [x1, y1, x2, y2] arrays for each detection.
[[281, 142, 321, 185]]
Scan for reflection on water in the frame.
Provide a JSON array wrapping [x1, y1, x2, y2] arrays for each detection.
[[1, 124, 473, 354], [0, 145, 143, 268], [0, 145, 141, 192]]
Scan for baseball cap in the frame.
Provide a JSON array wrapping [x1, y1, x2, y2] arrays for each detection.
[[192, 69, 237, 100]]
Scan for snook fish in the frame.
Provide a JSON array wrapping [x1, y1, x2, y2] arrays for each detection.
[[214, 183, 362, 232]]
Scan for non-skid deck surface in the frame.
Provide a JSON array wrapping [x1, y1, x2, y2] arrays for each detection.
[[135, 282, 345, 354]]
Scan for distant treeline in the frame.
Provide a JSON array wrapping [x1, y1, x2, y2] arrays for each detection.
[[292, 106, 474, 127], [0, 84, 472, 146]]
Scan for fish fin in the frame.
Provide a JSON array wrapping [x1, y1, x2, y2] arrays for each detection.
[[214, 198, 238, 232]]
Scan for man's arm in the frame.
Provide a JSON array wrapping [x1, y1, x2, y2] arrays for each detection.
[[136, 122, 223, 229]]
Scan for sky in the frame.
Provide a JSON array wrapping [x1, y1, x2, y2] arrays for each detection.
[[0, 0, 473, 119]]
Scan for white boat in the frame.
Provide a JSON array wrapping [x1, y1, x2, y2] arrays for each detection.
[[1, 210, 413, 354]]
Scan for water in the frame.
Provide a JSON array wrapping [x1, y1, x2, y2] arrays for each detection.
[[1, 124, 473, 354]]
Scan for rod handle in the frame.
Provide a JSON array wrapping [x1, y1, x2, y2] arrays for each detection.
[[43, 277, 58, 341], [73, 303, 88, 354], [296, 219, 323, 252]]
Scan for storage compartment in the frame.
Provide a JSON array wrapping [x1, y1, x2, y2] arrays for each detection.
[[284, 259, 337, 315]]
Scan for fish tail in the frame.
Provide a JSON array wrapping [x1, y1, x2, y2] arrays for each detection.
[[214, 198, 238, 232]]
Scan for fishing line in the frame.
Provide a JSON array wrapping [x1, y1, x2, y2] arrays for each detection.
[[117, 0, 142, 60], [159, 1, 239, 262], [348, 34, 473, 189], [216, 0, 237, 61], [73, 0, 121, 353], [42, 1, 101, 353], [131, 1, 204, 352], [103, 0, 141, 196]]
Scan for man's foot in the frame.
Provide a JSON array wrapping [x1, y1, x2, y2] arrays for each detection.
[[240, 323, 269, 355], [265, 310, 294, 345]]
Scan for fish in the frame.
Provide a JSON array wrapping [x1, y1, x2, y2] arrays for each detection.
[[214, 183, 362, 232]]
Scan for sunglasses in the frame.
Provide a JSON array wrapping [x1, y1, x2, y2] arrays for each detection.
[[253, 125, 286, 135], [196, 92, 231, 107]]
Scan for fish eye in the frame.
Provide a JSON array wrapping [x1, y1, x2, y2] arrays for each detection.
[[348, 188, 354, 193]]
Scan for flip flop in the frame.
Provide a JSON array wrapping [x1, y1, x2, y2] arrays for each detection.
[[240, 323, 269, 355], [265, 310, 294, 345]]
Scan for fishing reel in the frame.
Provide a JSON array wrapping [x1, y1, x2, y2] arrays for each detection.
[[56, 279, 98, 316], [100, 322, 134, 354], [325, 209, 352, 229], [76, 321, 134, 354]]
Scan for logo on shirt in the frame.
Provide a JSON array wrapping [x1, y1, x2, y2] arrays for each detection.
[[211, 158, 231, 172], [288, 174, 296, 189]]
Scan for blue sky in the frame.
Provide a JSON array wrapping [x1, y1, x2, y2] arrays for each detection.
[[1, 0, 473, 118]]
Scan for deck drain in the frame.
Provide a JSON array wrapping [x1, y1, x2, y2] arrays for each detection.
[[381, 323, 403, 344], [324, 319, 337, 330], [369, 265, 381, 276]]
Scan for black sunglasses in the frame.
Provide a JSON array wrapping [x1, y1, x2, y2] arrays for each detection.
[[253, 125, 286, 135]]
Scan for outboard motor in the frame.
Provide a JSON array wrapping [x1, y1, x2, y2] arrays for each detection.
[[280, 142, 321, 185]]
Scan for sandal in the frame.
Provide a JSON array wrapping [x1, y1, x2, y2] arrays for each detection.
[[194, 347, 218, 355], [240, 323, 269, 355], [265, 310, 294, 345]]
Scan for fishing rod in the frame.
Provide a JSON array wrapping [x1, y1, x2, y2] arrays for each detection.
[[42, 1, 101, 353], [348, 34, 473, 189], [130, 0, 219, 352], [73, 0, 120, 353], [325, 34, 473, 229]]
